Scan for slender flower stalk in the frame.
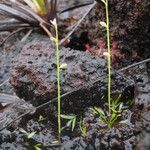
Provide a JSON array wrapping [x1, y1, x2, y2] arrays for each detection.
[[105, 0, 111, 114], [100, 0, 111, 114], [50, 18, 61, 146]]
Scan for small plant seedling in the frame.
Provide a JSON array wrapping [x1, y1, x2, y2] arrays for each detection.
[[61, 114, 77, 131], [19, 128, 36, 139], [90, 96, 127, 128]]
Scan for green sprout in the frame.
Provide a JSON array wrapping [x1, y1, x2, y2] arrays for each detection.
[[90, 96, 127, 128], [61, 114, 77, 131]]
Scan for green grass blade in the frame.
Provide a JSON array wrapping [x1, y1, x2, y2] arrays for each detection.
[[32, 0, 46, 15]]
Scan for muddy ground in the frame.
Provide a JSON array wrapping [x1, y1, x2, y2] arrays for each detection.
[[0, 0, 150, 150]]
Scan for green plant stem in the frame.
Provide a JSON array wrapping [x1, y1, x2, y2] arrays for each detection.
[[105, 0, 111, 114], [54, 21, 61, 146]]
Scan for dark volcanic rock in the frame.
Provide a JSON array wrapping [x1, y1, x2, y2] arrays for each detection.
[[135, 132, 150, 150], [68, 0, 150, 60], [10, 41, 134, 109]]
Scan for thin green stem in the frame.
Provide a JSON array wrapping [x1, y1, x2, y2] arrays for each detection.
[[105, 0, 111, 114], [54, 21, 61, 146]]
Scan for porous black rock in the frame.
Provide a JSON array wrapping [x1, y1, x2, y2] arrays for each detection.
[[10, 41, 134, 111]]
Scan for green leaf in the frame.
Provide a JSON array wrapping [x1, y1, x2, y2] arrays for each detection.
[[35, 147, 41, 150], [72, 116, 76, 131], [34, 144, 41, 150], [111, 107, 118, 113], [94, 107, 105, 115], [114, 94, 121, 104], [61, 114, 75, 120], [89, 108, 97, 114], [61, 114, 76, 131], [66, 120, 72, 127], [126, 99, 133, 105], [79, 121, 87, 137], [60, 63, 67, 69], [27, 131, 36, 139], [60, 126, 65, 132], [100, 117, 108, 124], [19, 128, 28, 134], [110, 113, 118, 124], [118, 103, 123, 111], [100, 21, 107, 28]]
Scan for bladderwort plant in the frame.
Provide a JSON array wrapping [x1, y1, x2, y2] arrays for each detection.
[[50, 18, 61, 146], [90, 0, 129, 128], [99, 0, 111, 114]]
